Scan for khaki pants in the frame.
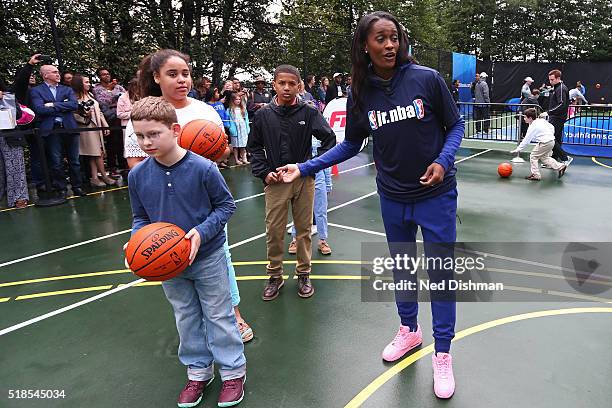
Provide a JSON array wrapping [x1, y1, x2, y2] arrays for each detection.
[[265, 177, 315, 276], [530, 140, 564, 178]]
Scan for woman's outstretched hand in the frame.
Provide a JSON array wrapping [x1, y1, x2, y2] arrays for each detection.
[[276, 164, 301, 183]]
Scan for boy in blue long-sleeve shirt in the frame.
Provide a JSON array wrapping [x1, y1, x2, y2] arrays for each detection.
[[126, 97, 246, 408]]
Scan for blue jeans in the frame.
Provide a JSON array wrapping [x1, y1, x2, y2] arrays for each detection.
[[224, 225, 240, 307], [44, 131, 82, 190], [379, 189, 458, 354], [161, 247, 246, 381], [292, 169, 329, 240], [323, 167, 332, 192]]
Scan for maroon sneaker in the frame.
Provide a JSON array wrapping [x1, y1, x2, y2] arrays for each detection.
[[177, 377, 213, 408], [217, 375, 246, 407]]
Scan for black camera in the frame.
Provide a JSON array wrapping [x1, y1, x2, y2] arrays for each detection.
[[78, 99, 95, 113], [38, 54, 52, 64]]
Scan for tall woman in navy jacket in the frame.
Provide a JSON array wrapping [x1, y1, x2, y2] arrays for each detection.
[[279, 12, 464, 399]]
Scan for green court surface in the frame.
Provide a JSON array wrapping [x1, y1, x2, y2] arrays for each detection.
[[1, 144, 611, 408]]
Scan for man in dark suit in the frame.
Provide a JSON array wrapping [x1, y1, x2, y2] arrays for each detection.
[[31, 64, 84, 197], [325, 72, 347, 105]]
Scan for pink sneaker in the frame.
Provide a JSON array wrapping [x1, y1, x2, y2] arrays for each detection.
[[381, 324, 422, 362], [432, 352, 455, 399]]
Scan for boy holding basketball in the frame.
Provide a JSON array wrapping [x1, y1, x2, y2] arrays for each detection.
[[127, 97, 246, 408], [247, 65, 335, 300], [510, 108, 567, 180]]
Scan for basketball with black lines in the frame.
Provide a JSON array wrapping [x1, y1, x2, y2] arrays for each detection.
[[178, 119, 228, 162], [125, 222, 191, 281]]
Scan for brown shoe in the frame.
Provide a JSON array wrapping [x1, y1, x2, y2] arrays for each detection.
[[318, 240, 332, 255], [525, 174, 541, 181], [262, 276, 284, 301], [14, 199, 28, 209], [297, 274, 314, 298], [288, 239, 297, 255], [102, 176, 117, 185]]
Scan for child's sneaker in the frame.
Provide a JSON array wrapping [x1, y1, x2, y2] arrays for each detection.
[[178, 377, 214, 407], [238, 321, 253, 343], [318, 240, 332, 255], [217, 375, 246, 407], [288, 239, 297, 254], [382, 324, 422, 362], [432, 352, 455, 399]]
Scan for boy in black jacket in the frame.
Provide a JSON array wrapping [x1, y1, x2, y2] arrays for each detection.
[[247, 64, 335, 301]]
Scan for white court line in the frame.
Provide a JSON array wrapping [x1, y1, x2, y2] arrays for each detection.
[[228, 191, 378, 249], [0, 190, 381, 336], [0, 162, 375, 269], [328, 223, 386, 237], [455, 149, 491, 164], [0, 278, 144, 336], [234, 192, 265, 203], [339, 162, 374, 174], [0, 230, 132, 269], [0, 150, 489, 336]]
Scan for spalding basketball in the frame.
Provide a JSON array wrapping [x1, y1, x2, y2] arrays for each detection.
[[498, 162, 513, 178], [178, 119, 228, 162], [125, 222, 191, 281]]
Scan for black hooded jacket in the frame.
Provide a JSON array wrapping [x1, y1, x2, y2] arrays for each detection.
[[247, 97, 336, 183], [548, 81, 569, 119]]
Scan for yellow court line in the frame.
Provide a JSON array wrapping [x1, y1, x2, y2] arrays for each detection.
[[84, 186, 128, 196], [0, 186, 129, 213], [15, 285, 114, 301], [0, 261, 361, 288], [0, 269, 130, 288], [293, 275, 366, 280], [9, 279, 611, 303], [118, 275, 292, 287], [0, 204, 35, 213], [488, 267, 612, 287], [236, 275, 290, 281], [592, 157, 612, 169], [232, 260, 364, 266], [343, 307, 612, 408], [5, 262, 611, 291]]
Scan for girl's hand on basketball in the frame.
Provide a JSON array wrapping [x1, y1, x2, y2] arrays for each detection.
[[420, 163, 445, 186], [184, 228, 201, 265], [276, 164, 300, 183]]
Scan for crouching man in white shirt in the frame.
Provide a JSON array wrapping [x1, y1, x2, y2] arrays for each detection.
[[511, 108, 568, 181]]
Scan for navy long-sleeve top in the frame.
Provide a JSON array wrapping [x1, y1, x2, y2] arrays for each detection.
[[128, 151, 236, 259], [299, 62, 464, 202]]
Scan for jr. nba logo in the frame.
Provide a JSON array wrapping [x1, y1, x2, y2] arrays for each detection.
[[368, 110, 378, 130], [413, 99, 425, 119]]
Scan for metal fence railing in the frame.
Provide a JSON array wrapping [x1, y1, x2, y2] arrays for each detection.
[[0, 125, 126, 207], [563, 104, 612, 147], [458, 102, 543, 142]]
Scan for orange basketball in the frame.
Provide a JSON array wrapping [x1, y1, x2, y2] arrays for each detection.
[[178, 119, 228, 161], [498, 162, 513, 178], [125, 222, 191, 281]]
